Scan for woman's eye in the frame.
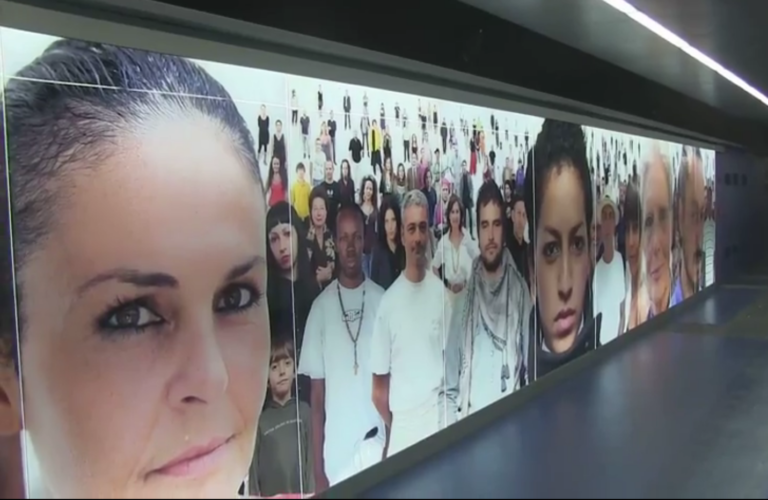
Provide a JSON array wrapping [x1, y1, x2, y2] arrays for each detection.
[[572, 237, 586, 253], [215, 285, 260, 313], [543, 242, 559, 259], [101, 303, 163, 332]]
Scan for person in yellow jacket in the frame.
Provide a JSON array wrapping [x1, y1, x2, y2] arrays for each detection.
[[290, 162, 312, 221], [369, 119, 383, 176]]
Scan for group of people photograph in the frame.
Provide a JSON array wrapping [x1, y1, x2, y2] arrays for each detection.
[[0, 28, 715, 500], [254, 76, 718, 497]]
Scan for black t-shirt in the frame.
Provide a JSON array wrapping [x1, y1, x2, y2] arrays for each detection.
[[349, 138, 363, 163], [328, 119, 337, 139], [300, 116, 310, 135], [321, 180, 341, 232]]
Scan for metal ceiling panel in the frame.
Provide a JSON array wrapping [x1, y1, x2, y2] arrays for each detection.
[[460, 0, 768, 123]]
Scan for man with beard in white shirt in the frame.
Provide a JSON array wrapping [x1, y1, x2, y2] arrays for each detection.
[[445, 181, 532, 420], [371, 190, 451, 460], [299, 203, 386, 493]]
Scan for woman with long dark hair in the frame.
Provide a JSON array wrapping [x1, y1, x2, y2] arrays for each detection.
[[266, 201, 320, 350], [525, 119, 601, 382], [432, 194, 475, 300], [380, 157, 395, 197], [369, 195, 404, 290], [338, 159, 355, 204], [622, 181, 647, 332], [359, 176, 379, 278], [266, 155, 288, 207], [394, 163, 408, 203]]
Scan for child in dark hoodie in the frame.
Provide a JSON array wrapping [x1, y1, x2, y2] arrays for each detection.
[[248, 335, 314, 497]]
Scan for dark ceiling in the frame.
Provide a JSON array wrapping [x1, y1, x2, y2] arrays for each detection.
[[460, 0, 768, 123], [18, 0, 768, 153]]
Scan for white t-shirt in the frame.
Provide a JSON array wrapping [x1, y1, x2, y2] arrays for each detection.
[[432, 234, 474, 287], [312, 152, 327, 183], [298, 279, 385, 484], [703, 219, 715, 287], [370, 273, 451, 413], [594, 251, 626, 344], [468, 323, 510, 412]]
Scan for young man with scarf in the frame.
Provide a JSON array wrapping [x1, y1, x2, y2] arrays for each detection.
[[445, 181, 532, 420]]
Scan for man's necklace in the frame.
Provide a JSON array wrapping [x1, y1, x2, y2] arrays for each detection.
[[337, 281, 365, 375]]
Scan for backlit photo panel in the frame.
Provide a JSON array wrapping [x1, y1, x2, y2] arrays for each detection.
[[0, 68, 27, 500], [640, 140, 676, 321], [1, 29, 282, 499], [672, 145, 710, 303], [0, 23, 717, 499], [591, 128, 629, 344], [527, 120, 599, 381]]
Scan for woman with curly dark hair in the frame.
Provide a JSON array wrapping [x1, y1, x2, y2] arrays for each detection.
[[525, 119, 601, 382]]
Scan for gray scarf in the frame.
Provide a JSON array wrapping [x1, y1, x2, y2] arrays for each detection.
[[462, 249, 527, 394]]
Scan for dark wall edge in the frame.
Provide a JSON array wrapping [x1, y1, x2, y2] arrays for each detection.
[[0, 0, 731, 152], [77, 0, 768, 154], [320, 282, 721, 498]]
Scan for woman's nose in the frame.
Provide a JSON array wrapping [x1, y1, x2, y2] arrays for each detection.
[[168, 319, 229, 407]]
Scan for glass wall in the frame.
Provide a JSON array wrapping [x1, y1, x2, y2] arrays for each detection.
[[0, 27, 716, 499]]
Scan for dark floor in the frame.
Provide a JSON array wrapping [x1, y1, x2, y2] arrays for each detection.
[[332, 282, 768, 499]]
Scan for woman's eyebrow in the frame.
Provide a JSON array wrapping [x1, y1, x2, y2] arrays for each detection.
[[75, 255, 264, 296], [225, 255, 265, 282], [76, 269, 178, 296]]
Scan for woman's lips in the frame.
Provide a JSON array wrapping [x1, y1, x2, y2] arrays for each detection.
[[553, 308, 577, 337], [151, 436, 233, 478]]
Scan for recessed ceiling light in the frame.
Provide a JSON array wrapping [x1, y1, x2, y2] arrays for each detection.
[[601, 0, 768, 106]]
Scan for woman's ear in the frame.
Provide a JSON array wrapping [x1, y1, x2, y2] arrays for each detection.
[[0, 362, 22, 436]]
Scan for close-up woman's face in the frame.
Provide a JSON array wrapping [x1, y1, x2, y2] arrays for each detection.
[[384, 209, 397, 242], [271, 157, 280, 173], [342, 161, 349, 178], [363, 180, 373, 201], [311, 197, 327, 228], [269, 223, 298, 273], [17, 113, 269, 498], [535, 165, 590, 353], [626, 221, 641, 278], [397, 165, 405, 179], [642, 156, 672, 309], [384, 158, 392, 172], [449, 202, 461, 230]]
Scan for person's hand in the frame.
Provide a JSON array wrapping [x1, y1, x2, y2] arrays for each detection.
[[451, 282, 464, 294]]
